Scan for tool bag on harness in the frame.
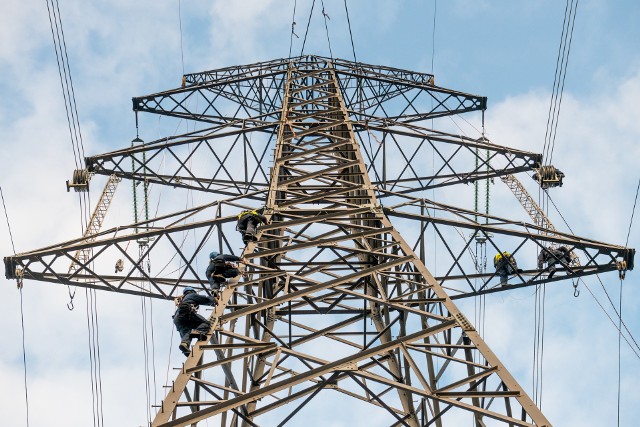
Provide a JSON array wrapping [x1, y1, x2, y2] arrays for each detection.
[[213, 258, 239, 278], [173, 297, 199, 319]]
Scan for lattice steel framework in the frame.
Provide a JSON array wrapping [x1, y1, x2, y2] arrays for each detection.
[[4, 56, 634, 426]]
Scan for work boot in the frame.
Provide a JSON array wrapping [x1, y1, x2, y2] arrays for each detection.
[[179, 340, 190, 356]]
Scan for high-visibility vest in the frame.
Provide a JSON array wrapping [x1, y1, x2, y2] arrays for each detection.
[[238, 209, 259, 220], [493, 251, 511, 267]]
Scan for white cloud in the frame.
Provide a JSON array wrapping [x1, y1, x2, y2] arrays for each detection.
[[1, 1, 640, 426]]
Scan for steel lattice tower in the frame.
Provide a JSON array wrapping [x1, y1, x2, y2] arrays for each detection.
[[4, 56, 634, 426]]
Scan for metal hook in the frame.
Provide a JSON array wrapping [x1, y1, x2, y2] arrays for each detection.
[[573, 280, 580, 297]]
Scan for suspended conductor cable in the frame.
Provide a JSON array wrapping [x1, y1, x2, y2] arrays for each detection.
[[289, 0, 298, 58], [542, 0, 570, 161], [617, 274, 622, 427], [300, 0, 316, 56], [85, 288, 104, 427], [1, 186, 17, 254], [343, 0, 357, 63], [624, 178, 639, 248], [431, 0, 437, 74], [619, 177, 639, 426], [45, 5, 105, 418], [544, 189, 640, 358], [320, 0, 333, 58], [178, 0, 185, 75], [54, 0, 85, 160], [547, 0, 579, 165], [18, 287, 30, 427], [543, 0, 579, 166], [45, 0, 80, 169], [2, 186, 30, 427]]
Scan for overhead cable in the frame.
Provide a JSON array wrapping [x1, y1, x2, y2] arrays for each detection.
[[619, 178, 640, 427], [320, 0, 333, 59], [343, 0, 357, 63], [289, 0, 298, 58], [2, 186, 30, 427], [300, 0, 316, 56], [542, 0, 579, 166]]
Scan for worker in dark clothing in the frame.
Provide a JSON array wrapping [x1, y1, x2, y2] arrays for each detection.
[[173, 287, 216, 356], [538, 245, 572, 279], [237, 208, 269, 244], [205, 251, 245, 292], [494, 251, 520, 286]]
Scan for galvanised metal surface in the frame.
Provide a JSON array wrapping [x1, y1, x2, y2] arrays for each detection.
[[4, 56, 634, 426]]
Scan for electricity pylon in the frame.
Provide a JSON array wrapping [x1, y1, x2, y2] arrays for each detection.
[[4, 56, 634, 426]]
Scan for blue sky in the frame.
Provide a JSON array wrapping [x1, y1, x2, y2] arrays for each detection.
[[1, 0, 640, 425]]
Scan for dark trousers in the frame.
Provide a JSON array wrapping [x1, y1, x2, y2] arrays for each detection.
[[173, 313, 210, 342], [208, 268, 240, 290], [239, 218, 260, 242], [495, 261, 516, 284]]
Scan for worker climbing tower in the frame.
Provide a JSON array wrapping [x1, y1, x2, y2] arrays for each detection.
[[4, 56, 634, 426]]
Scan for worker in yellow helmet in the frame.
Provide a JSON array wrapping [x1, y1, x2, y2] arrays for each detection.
[[237, 208, 269, 244], [494, 251, 520, 286]]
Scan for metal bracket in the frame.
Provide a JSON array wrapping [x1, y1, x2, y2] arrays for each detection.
[[336, 361, 358, 371], [453, 313, 475, 331]]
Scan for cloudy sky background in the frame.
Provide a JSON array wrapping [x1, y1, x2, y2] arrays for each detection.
[[1, 0, 639, 425]]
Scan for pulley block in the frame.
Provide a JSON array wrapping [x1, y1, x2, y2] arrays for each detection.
[[533, 165, 565, 189], [66, 168, 90, 192]]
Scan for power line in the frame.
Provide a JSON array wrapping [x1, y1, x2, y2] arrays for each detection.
[[320, 0, 333, 59], [300, 0, 316, 56], [547, 0, 579, 165], [343, 0, 357, 63], [1, 186, 16, 253], [2, 186, 30, 427], [542, 0, 579, 166], [431, 0, 437, 74], [544, 190, 640, 358], [624, 178, 640, 248], [289, 0, 298, 58], [619, 178, 639, 427], [45, 0, 86, 167], [178, 0, 185, 75]]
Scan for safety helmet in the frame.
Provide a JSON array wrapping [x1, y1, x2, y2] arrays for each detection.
[[183, 286, 196, 295], [209, 251, 220, 259]]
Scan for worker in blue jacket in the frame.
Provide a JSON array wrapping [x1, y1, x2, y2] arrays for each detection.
[[205, 251, 245, 291], [173, 287, 216, 356]]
